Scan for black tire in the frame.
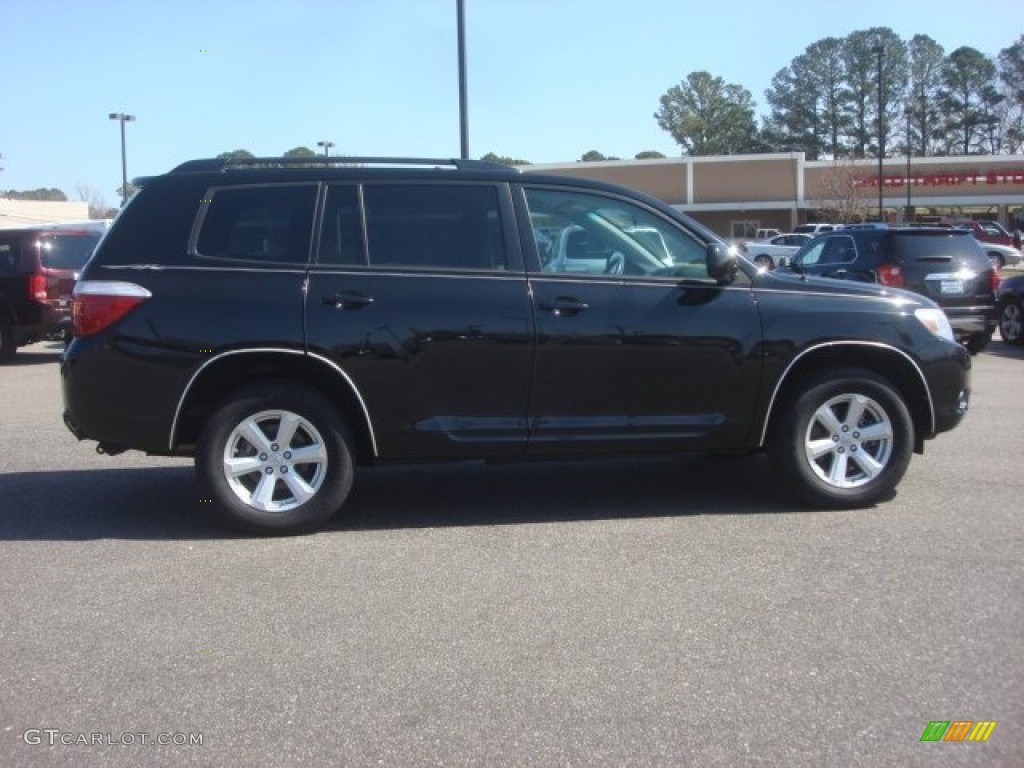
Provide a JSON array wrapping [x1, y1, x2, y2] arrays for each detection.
[[768, 368, 914, 509], [964, 330, 992, 355], [196, 383, 354, 535], [0, 319, 16, 363], [999, 298, 1023, 345], [753, 255, 773, 269]]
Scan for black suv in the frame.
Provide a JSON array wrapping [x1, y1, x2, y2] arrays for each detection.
[[61, 157, 971, 534], [787, 226, 997, 354], [0, 227, 101, 360]]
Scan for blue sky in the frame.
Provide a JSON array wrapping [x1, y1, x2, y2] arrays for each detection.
[[1, 0, 1020, 205]]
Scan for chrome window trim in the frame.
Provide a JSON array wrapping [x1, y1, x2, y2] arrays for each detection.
[[103, 264, 307, 274], [102, 263, 527, 280], [757, 340, 935, 446], [169, 347, 378, 456]]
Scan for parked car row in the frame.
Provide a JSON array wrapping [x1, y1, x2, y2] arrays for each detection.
[[740, 233, 813, 269], [744, 225, 1000, 355]]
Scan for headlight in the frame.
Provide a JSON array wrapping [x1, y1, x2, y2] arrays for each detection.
[[914, 307, 954, 342]]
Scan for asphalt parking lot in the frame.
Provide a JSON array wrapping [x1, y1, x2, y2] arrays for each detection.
[[1, 339, 1022, 767]]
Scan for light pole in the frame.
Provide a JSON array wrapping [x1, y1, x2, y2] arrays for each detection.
[[904, 104, 913, 223], [317, 140, 334, 157], [872, 45, 884, 222], [108, 112, 136, 206], [457, 0, 469, 159]]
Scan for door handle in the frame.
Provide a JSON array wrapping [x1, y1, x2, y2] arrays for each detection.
[[538, 297, 590, 316], [322, 292, 375, 309]]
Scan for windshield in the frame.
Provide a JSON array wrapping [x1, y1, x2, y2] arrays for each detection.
[[977, 221, 1010, 237], [33, 233, 100, 270]]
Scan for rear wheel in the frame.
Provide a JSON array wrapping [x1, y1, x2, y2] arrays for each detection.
[[753, 255, 774, 269], [0, 319, 16, 363], [196, 383, 354, 535], [964, 330, 992, 355], [999, 297, 1023, 345], [768, 368, 913, 508]]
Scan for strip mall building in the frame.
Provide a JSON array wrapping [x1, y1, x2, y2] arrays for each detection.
[[524, 153, 1024, 241]]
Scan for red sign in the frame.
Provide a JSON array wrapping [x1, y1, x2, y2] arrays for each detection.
[[857, 171, 1024, 187]]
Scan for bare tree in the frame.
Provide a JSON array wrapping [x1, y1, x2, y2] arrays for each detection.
[[75, 185, 111, 219], [811, 159, 874, 223]]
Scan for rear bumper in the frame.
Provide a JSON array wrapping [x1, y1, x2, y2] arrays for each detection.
[[944, 306, 996, 337], [14, 302, 71, 345], [61, 336, 186, 455]]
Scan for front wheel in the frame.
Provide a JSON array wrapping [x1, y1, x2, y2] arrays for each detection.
[[753, 254, 774, 269], [768, 369, 913, 508], [196, 383, 354, 535]]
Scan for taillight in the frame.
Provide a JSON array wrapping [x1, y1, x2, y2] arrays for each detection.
[[991, 270, 1000, 292], [876, 264, 904, 287], [72, 281, 152, 337], [28, 273, 47, 301]]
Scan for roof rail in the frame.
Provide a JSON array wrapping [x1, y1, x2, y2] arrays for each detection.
[[169, 156, 516, 173]]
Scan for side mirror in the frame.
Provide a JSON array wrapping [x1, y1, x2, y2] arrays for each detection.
[[706, 242, 737, 284]]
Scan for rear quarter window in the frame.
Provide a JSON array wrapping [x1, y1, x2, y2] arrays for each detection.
[[195, 184, 318, 265]]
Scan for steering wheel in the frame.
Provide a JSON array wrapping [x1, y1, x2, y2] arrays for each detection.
[[605, 252, 625, 275]]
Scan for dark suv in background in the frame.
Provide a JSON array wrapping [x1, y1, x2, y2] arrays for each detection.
[[0, 227, 101, 360], [62, 157, 971, 534], [788, 226, 997, 354]]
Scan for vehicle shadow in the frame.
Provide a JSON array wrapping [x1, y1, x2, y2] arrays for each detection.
[[984, 339, 1024, 360], [5, 350, 62, 366], [0, 455, 801, 541]]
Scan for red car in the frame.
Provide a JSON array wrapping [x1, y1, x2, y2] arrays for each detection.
[[0, 227, 101, 360], [953, 220, 1017, 248]]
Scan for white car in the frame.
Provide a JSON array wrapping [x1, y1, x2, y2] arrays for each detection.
[[741, 233, 814, 269], [978, 241, 1022, 269], [792, 223, 843, 235]]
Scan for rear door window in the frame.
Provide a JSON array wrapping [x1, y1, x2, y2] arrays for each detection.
[[195, 184, 318, 265], [361, 184, 507, 271]]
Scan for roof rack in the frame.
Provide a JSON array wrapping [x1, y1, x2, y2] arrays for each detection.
[[169, 156, 516, 174]]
